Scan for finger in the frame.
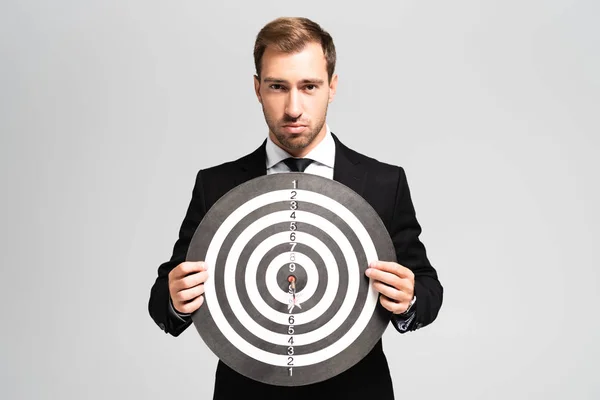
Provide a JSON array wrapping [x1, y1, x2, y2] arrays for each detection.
[[379, 295, 409, 314], [170, 270, 205, 292], [372, 281, 409, 302], [172, 283, 206, 303], [369, 261, 414, 280], [175, 294, 205, 314], [178, 270, 209, 291], [365, 267, 403, 289], [171, 261, 207, 280]]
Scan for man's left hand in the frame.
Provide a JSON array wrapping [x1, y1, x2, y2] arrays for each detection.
[[365, 261, 415, 314]]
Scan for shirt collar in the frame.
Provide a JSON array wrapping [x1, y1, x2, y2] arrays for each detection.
[[266, 124, 335, 169]]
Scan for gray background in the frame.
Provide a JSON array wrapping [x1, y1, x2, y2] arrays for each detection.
[[1, 0, 598, 399]]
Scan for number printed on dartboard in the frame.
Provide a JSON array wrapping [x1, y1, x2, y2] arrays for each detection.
[[288, 179, 298, 377]]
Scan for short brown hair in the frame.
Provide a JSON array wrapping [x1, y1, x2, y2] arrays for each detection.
[[253, 17, 336, 82]]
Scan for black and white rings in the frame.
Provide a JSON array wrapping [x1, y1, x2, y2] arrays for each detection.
[[186, 173, 395, 386]]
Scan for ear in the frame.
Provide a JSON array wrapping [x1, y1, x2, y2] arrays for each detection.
[[254, 75, 262, 104], [328, 74, 338, 103]]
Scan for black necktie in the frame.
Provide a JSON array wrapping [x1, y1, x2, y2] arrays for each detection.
[[283, 157, 314, 172]]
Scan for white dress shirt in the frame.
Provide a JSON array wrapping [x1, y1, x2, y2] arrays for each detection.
[[266, 124, 335, 179]]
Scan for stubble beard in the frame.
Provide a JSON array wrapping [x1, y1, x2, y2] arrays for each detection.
[[273, 125, 322, 150], [264, 107, 328, 152]]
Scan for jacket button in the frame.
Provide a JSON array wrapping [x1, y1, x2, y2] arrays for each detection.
[[159, 323, 166, 331]]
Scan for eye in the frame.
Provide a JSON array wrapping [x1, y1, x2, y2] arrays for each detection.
[[305, 85, 317, 91], [270, 84, 285, 91]]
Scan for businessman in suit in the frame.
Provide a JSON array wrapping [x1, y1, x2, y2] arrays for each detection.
[[148, 16, 443, 400]]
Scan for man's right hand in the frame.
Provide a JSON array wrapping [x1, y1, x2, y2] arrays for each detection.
[[168, 261, 209, 314]]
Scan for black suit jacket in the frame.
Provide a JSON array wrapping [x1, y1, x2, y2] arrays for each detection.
[[148, 133, 443, 399]]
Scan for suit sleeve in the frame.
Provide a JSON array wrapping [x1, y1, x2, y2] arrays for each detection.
[[389, 166, 443, 332], [148, 170, 208, 337]]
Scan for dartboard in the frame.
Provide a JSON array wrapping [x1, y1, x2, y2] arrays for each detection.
[[186, 172, 395, 386]]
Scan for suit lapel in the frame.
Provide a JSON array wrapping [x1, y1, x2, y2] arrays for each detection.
[[235, 139, 268, 186], [331, 132, 367, 198]]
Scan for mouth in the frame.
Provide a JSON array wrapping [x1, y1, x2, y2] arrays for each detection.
[[282, 124, 307, 134]]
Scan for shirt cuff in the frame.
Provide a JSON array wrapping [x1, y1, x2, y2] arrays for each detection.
[[169, 296, 192, 322]]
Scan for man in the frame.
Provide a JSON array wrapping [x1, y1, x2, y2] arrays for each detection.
[[148, 16, 443, 400]]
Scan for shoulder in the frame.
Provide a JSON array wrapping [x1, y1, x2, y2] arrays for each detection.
[[195, 141, 265, 181], [198, 155, 242, 177], [351, 145, 403, 173], [336, 135, 406, 182]]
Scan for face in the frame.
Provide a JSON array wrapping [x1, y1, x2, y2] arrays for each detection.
[[254, 41, 338, 157]]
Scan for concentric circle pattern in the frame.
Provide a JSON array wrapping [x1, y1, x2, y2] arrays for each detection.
[[187, 173, 395, 386]]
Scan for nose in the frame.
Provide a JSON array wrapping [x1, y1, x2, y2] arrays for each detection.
[[285, 89, 303, 119]]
